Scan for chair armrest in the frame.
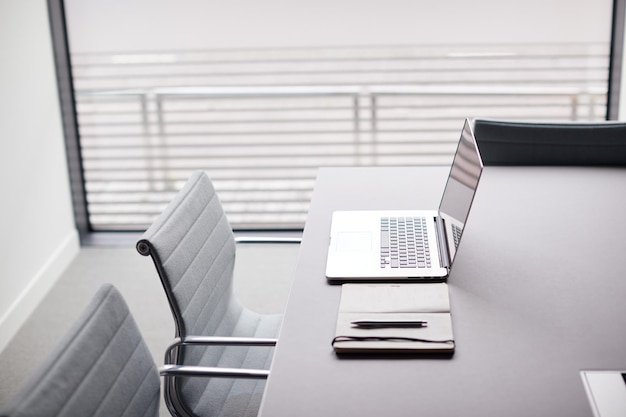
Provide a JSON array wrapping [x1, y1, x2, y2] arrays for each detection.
[[235, 236, 301, 244], [165, 336, 277, 363], [160, 364, 269, 379], [170, 335, 277, 347]]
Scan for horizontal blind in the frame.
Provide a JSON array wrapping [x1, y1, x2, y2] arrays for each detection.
[[72, 43, 609, 230]]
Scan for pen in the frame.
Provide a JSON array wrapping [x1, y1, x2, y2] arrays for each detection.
[[351, 320, 428, 328]]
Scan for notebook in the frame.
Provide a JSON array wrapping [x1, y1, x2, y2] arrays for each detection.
[[332, 283, 454, 354], [325, 118, 483, 282]]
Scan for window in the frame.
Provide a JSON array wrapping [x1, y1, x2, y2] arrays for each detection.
[[52, 0, 617, 233]]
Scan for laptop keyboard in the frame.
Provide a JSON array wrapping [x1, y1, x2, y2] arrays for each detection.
[[380, 217, 431, 269], [452, 224, 462, 248]]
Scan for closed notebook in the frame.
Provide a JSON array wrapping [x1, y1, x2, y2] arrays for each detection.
[[332, 283, 455, 353]]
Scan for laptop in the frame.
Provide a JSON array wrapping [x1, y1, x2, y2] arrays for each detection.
[[325, 118, 483, 282]]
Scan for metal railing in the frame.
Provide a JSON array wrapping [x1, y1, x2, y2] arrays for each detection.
[[80, 83, 606, 139]]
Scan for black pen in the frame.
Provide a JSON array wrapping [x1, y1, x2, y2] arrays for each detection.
[[351, 320, 428, 328]]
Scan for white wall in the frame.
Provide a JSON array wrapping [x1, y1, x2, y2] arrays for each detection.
[[64, 0, 612, 53], [0, 0, 79, 353]]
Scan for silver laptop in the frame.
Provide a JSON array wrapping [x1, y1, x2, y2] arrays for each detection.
[[325, 119, 483, 282]]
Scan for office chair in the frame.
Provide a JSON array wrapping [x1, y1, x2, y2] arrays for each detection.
[[0, 284, 158, 417], [0, 283, 269, 417], [137, 170, 300, 417], [472, 118, 626, 166]]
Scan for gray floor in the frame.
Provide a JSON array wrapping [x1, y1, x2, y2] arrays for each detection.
[[0, 241, 298, 415]]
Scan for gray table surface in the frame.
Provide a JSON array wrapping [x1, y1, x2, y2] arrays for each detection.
[[258, 166, 626, 417]]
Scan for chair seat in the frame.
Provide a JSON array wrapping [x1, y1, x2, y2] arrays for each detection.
[[177, 310, 281, 417]]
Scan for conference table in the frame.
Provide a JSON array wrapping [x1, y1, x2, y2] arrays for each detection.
[[258, 165, 626, 417]]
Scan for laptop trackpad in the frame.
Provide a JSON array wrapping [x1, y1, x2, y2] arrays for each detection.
[[337, 232, 372, 251]]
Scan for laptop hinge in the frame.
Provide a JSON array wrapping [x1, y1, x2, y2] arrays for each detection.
[[435, 216, 451, 269]]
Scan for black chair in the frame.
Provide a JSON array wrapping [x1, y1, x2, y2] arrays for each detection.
[[472, 118, 626, 166]]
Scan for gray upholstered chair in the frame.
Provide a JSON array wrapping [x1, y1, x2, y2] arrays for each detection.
[[472, 118, 626, 166], [0, 283, 263, 417], [136, 170, 299, 417], [0, 284, 160, 417]]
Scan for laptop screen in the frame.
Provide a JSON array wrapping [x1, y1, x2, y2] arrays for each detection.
[[438, 119, 484, 229]]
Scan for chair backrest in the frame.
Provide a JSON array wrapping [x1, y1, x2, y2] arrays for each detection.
[[472, 118, 626, 166], [136, 170, 242, 341], [0, 284, 160, 417]]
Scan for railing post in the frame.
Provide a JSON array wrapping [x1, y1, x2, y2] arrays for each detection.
[[140, 91, 157, 192], [571, 94, 579, 120], [369, 92, 379, 165], [370, 94, 378, 138], [353, 95, 360, 135], [353, 94, 362, 165], [155, 93, 174, 190]]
